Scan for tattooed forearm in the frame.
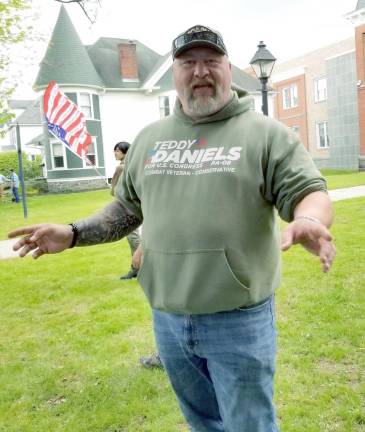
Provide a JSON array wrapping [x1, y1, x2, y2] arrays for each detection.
[[74, 200, 142, 246]]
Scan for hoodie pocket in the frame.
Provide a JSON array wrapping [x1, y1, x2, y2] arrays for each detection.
[[137, 248, 250, 314]]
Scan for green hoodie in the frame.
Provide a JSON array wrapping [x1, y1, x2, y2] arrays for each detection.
[[116, 90, 326, 314]]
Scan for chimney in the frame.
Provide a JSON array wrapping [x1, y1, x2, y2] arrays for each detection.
[[118, 42, 139, 82]]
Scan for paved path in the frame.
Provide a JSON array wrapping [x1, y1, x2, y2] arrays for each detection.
[[0, 238, 19, 260], [328, 185, 365, 201], [1, 186, 364, 260]]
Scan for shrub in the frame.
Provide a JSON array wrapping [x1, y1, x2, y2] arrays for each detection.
[[0, 151, 43, 179]]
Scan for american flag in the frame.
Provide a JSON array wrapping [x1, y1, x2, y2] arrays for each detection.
[[43, 81, 92, 159]]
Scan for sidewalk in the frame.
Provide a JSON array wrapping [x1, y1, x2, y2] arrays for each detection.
[[328, 185, 365, 201], [0, 238, 21, 260], [1, 185, 364, 260]]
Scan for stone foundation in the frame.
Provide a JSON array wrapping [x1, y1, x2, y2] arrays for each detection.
[[47, 178, 110, 193], [26, 178, 49, 194]]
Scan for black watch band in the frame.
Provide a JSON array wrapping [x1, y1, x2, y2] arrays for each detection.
[[68, 223, 79, 248]]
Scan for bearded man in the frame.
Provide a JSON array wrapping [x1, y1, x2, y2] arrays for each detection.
[[9, 25, 335, 432]]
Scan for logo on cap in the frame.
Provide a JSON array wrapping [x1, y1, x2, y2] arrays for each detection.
[[172, 25, 227, 59]]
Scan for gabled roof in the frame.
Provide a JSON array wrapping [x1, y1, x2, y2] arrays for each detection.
[[25, 133, 45, 147], [14, 100, 41, 125], [8, 100, 33, 110], [33, 4, 260, 95], [142, 52, 172, 90], [86, 37, 162, 89], [231, 65, 262, 92], [34, 5, 104, 90], [154, 65, 174, 92], [2, 100, 41, 131], [1, 100, 35, 129]]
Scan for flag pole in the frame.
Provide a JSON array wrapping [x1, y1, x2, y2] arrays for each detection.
[[84, 157, 111, 188], [16, 123, 28, 218]]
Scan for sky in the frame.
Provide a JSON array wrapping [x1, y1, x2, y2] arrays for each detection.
[[11, 0, 356, 98]]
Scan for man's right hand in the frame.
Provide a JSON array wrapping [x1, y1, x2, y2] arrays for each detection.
[[8, 224, 74, 259]]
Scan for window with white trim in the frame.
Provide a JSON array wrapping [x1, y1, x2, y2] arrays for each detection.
[[314, 77, 327, 103], [282, 85, 298, 109], [79, 93, 93, 118], [51, 142, 66, 168], [316, 121, 329, 149], [83, 138, 98, 167], [159, 96, 170, 118]]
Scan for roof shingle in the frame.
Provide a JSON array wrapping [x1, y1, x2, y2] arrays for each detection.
[[34, 5, 260, 95], [86, 37, 162, 88], [34, 5, 104, 89]]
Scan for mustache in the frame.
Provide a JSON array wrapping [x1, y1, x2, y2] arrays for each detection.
[[190, 79, 216, 90]]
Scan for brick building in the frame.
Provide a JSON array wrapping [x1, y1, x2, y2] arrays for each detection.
[[270, 1, 365, 170]]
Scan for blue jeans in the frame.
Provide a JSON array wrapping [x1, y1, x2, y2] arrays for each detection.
[[12, 187, 19, 202], [153, 296, 279, 432]]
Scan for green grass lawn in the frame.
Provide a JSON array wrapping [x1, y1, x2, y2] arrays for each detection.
[[321, 169, 365, 190], [0, 176, 364, 431], [0, 191, 187, 432]]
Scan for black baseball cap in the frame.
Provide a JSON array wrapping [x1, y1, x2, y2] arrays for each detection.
[[172, 25, 228, 59]]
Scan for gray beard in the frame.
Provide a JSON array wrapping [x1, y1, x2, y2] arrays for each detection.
[[186, 82, 226, 118], [187, 96, 220, 117]]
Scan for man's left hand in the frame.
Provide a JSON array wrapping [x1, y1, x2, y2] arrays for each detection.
[[132, 244, 143, 270], [281, 219, 336, 273]]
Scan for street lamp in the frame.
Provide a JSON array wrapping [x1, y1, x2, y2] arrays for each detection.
[[249, 41, 276, 116]]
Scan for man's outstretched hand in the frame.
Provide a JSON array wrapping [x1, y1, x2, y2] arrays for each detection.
[[281, 218, 336, 273], [8, 224, 73, 259]]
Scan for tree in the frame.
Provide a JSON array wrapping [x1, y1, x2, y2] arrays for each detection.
[[53, 0, 101, 24], [0, 0, 32, 130]]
